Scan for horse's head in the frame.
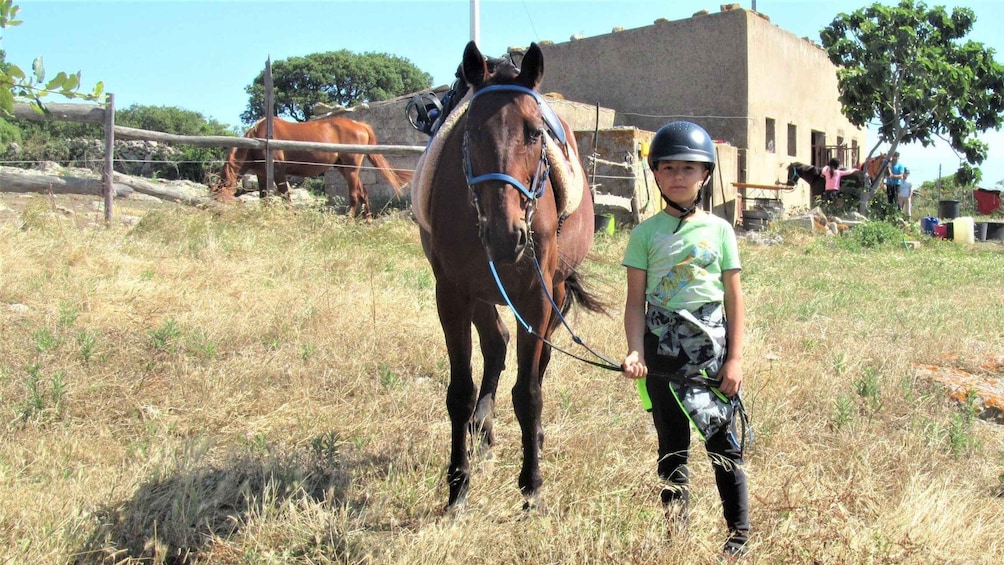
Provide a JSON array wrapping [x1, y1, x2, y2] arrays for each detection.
[[784, 162, 800, 186], [864, 153, 887, 181], [209, 147, 242, 201], [460, 40, 552, 264]]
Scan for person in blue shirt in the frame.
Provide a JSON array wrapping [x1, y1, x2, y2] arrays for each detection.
[[884, 152, 905, 205]]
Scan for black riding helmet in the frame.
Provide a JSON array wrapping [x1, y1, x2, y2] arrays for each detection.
[[648, 121, 716, 226]]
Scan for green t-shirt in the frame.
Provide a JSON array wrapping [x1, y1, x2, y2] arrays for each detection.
[[622, 211, 741, 320]]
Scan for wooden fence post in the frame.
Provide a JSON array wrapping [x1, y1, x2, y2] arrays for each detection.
[[103, 93, 115, 224], [264, 57, 274, 198]]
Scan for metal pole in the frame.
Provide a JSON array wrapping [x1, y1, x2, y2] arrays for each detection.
[[470, 0, 480, 45]]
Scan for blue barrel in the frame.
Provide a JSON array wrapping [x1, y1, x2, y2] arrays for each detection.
[[921, 216, 939, 235]]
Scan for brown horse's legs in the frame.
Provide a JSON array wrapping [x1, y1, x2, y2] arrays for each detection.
[[436, 283, 477, 508], [471, 302, 509, 457], [339, 157, 372, 219], [511, 301, 552, 509], [256, 173, 268, 200]]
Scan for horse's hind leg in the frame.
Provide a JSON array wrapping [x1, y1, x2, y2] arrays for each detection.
[[339, 155, 371, 219], [471, 302, 509, 458]]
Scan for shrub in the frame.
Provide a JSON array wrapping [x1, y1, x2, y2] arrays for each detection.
[[838, 220, 905, 250]]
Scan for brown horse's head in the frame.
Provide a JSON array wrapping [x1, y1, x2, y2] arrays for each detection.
[[210, 147, 244, 202], [460, 41, 552, 264], [863, 152, 888, 181]]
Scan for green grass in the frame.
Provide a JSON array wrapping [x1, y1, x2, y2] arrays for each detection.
[[1, 204, 1002, 563]]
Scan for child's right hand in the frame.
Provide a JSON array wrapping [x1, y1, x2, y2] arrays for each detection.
[[622, 351, 647, 379]]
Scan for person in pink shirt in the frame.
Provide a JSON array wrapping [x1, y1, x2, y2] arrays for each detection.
[[821, 158, 858, 203]]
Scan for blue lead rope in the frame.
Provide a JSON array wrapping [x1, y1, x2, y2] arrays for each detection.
[[488, 259, 622, 372]]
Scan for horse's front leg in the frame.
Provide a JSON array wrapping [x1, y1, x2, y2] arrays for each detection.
[[436, 282, 477, 509], [471, 302, 509, 458], [274, 163, 291, 201], [511, 296, 552, 509]]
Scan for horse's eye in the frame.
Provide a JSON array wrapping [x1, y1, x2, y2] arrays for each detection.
[[525, 127, 543, 145]]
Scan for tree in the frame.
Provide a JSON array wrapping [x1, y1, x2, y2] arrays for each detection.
[[0, 1, 104, 116], [240, 50, 432, 124], [820, 0, 1004, 207], [116, 104, 235, 136]]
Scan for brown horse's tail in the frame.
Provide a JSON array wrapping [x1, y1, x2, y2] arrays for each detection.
[[366, 152, 413, 196], [357, 121, 412, 195], [562, 270, 608, 316]]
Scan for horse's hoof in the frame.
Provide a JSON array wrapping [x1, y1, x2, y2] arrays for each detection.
[[521, 492, 547, 514]]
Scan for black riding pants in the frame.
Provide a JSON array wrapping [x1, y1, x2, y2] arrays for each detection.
[[644, 333, 750, 533]]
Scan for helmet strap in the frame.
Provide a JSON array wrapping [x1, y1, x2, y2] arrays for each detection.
[[657, 177, 707, 234]]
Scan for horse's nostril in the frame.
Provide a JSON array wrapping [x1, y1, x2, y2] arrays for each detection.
[[516, 226, 528, 251]]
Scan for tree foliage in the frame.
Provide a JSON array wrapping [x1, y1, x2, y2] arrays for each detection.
[[0, 1, 104, 116], [116, 104, 235, 136], [820, 0, 1004, 188], [241, 50, 432, 124]]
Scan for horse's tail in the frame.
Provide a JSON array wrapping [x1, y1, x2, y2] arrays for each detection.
[[356, 120, 412, 195], [562, 270, 608, 316], [366, 152, 413, 196]]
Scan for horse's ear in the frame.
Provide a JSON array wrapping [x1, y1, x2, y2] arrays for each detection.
[[461, 41, 488, 88], [517, 43, 544, 90]]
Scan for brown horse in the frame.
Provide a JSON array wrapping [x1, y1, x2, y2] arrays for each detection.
[[216, 115, 411, 218], [419, 41, 603, 509], [860, 152, 888, 184]]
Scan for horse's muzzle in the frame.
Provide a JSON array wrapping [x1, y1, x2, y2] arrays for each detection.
[[480, 220, 528, 264]]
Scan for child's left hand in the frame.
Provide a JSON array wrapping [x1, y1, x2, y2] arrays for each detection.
[[717, 359, 743, 397]]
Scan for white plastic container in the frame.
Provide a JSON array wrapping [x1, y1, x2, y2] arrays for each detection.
[[952, 216, 975, 244]]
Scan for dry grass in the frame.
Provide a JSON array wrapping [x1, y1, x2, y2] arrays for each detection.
[[1, 197, 1002, 564]]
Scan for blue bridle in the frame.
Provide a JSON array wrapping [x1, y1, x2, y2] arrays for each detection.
[[461, 84, 567, 203]]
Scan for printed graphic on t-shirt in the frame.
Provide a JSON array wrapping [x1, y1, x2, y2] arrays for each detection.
[[649, 241, 720, 308]]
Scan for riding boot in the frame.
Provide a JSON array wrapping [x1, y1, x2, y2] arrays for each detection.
[[660, 482, 690, 537]]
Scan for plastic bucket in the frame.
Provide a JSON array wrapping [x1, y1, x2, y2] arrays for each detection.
[[594, 213, 615, 235], [987, 222, 1004, 241], [938, 199, 961, 219], [975, 222, 989, 242], [920, 216, 939, 235], [932, 224, 948, 239], [952, 216, 975, 244]]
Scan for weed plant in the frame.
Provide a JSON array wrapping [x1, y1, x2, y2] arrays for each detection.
[[0, 202, 1002, 563]]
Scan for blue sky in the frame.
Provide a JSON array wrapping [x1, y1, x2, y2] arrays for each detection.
[[3, 0, 1004, 186]]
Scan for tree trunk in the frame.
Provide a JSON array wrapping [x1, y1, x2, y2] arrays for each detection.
[[0, 171, 218, 206]]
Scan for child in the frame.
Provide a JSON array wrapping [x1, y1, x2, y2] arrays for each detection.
[[621, 121, 750, 557], [821, 157, 858, 204], [897, 169, 914, 219]]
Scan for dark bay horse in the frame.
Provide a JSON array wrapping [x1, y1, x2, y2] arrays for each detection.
[[216, 116, 412, 218], [420, 41, 603, 509], [786, 161, 867, 205]]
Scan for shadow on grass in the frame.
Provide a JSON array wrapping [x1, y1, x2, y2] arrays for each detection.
[[72, 433, 394, 564]]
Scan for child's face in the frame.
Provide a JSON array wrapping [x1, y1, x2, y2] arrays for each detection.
[[655, 160, 709, 203]]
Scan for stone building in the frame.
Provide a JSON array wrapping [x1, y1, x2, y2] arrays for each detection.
[[325, 5, 864, 225], [537, 6, 866, 214]]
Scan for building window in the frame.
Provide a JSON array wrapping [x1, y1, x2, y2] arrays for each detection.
[[765, 118, 775, 153], [787, 123, 797, 157]]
